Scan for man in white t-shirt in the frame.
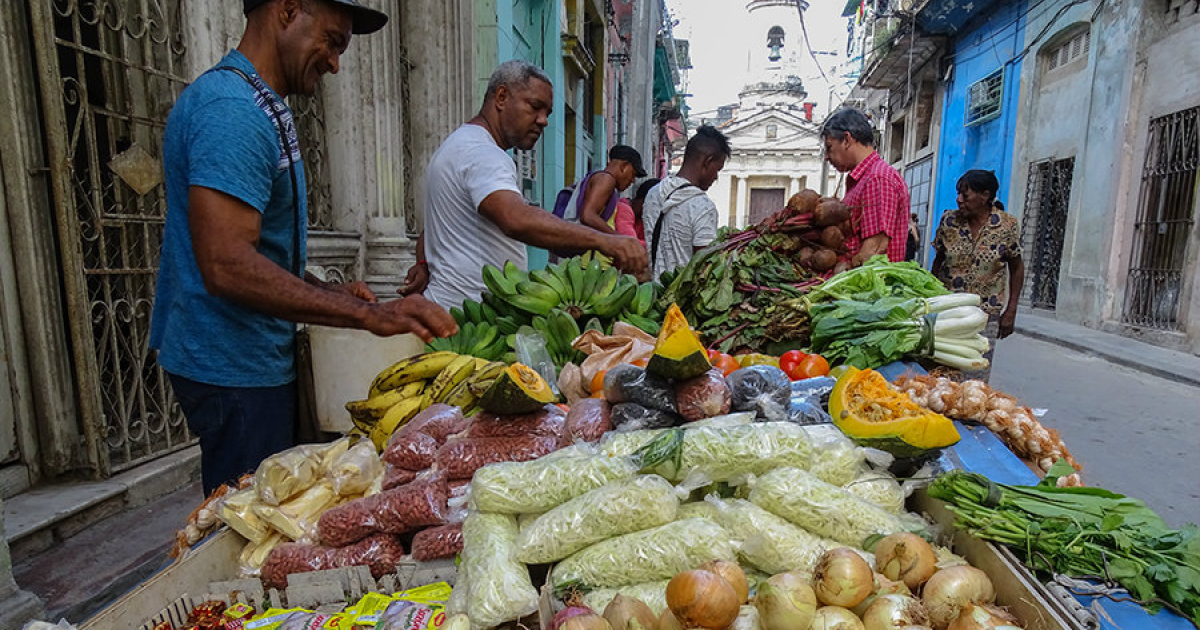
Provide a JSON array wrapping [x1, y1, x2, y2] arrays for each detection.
[[400, 60, 648, 308], [642, 125, 731, 279]]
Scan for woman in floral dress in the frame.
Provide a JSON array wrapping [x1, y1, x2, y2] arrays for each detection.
[[931, 170, 1025, 382]]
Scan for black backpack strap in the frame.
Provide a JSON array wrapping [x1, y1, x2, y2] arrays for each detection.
[[649, 182, 698, 268], [215, 66, 303, 278]]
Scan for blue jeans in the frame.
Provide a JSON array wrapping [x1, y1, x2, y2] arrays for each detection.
[[169, 374, 296, 496]]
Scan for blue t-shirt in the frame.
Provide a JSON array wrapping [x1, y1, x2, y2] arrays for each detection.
[[150, 50, 308, 387]]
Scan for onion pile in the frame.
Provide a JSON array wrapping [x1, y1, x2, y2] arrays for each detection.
[[922, 566, 996, 629], [875, 534, 939, 590], [811, 606, 866, 630], [603, 595, 657, 630], [667, 569, 741, 630], [755, 572, 818, 630], [946, 604, 1021, 630], [813, 548, 875, 608], [699, 560, 750, 604], [861, 594, 928, 630]]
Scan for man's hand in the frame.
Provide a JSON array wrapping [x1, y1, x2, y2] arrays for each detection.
[[998, 309, 1016, 339], [851, 234, 891, 266], [361, 294, 457, 342], [399, 263, 430, 296], [600, 234, 650, 281], [338, 281, 377, 303]]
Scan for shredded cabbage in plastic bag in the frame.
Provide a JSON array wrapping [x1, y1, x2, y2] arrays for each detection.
[[675, 500, 721, 521], [446, 561, 468, 616], [517, 511, 543, 534], [550, 518, 736, 593], [748, 467, 925, 548], [842, 471, 906, 514], [468, 454, 639, 514], [806, 441, 870, 487], [460, 513, 538, 630], [581, 580, 671, 616], [672, 423, 819, 482], [684, 411, 756, 429], [599, 429, 667, 458], [515, 475, 678, 564], [707, 497, 835, 577]]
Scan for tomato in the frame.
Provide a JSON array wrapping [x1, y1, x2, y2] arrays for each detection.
[[797, 354, 831, 379], [707, 348, 723, 362], [713, 353, 741, 376], [779, 350, 810, 380], [589, 370, 607, 394]]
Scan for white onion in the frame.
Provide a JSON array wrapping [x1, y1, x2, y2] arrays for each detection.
[[755, 572, 818, 630], [874, 533, 938, 590], [810, 606, 865, 630], [946, 603, 1022, 630], [921, 566, 996, 629], [813, 548, 875, 608], [862, 594, 928, 630]]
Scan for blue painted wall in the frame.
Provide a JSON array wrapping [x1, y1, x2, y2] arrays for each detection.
[[931, 1, 1027, 234]]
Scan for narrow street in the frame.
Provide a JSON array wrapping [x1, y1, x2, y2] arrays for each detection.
[[991, 334, 1200, 528]]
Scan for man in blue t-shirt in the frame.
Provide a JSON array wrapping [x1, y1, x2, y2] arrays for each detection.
[[151, 0, 455, 495]]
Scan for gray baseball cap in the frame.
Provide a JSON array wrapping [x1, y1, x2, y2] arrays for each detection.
[[243, 0, 388, 35]]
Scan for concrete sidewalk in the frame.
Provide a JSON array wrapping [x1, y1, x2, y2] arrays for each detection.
[[1014, 308, 1200, 388]]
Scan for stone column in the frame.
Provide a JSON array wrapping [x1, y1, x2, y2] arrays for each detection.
[[736, 176, 748, 228], [0, 497, 45, 628], [789, 177, 800, 197]]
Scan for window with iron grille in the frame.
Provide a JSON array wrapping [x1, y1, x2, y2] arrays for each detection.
[[1121, 106, 1199, 331], [1020, 158, 1075, 310], [1046, 29, 1090, 71], [965, 69, 1004, 126]]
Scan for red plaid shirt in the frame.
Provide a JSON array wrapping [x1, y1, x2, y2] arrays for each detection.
[[841, 151, 910, 262]]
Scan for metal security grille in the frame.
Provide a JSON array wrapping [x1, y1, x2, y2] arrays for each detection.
[[291, 94, 335, 231], [1122, 107, 1199, 331], [1021, 158, 1074, 310], [965, 69, 1004, 126], [29, 0, 194, 473]]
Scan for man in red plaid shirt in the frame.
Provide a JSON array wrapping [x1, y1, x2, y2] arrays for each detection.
[[821, 108, 910, 264]]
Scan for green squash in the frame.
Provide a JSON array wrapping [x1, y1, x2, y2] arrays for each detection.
[[646, 303, 711, 381], [479, 363, 557, 414]]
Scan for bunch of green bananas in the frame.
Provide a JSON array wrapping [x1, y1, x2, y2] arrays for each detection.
[[527, 309, 587, 367], [482, 257, 639, 321], [344, 352, 506, 448], [426, 320, 512, 362]]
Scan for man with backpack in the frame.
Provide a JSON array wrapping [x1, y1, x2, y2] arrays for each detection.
[[642, 125, 730, 279], [553, 145, 647, 233]]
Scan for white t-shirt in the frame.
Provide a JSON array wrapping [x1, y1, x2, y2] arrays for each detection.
[[424, 124, 526, 309], [641, 176, 718, 279]]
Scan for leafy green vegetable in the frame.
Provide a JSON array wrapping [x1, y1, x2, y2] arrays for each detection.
[[514, 475, 679, 564], [805, 255, 948, 304], [929, 468, 1200, 627], [460, 513, 538, 628], [469, 454, 639, 514], [550, 517, 737, 593], [709, 497, 837, 576], [749, 466, 927, 547]]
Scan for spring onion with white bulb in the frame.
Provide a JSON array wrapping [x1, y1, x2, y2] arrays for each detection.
[[809, 293, 991, 370]]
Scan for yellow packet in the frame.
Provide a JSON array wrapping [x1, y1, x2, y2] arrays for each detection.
[[395, 582, 452, 604], [349, 592, 396, 626], [244, 607, 313, 630]]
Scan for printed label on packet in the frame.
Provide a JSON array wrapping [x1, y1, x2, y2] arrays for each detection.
[[349, 592, 396, 625], [244, 607, 313, 630], [393, 582, 452, 604]]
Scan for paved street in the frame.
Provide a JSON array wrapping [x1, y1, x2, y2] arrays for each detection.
[[991, 334, 1200, 528]]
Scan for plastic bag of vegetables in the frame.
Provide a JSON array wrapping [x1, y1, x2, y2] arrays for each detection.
[[514, 475, 679, 564], [707, 497, 836, 577], [468, 453, 638, 514], [666, 422, 828, 485], [460, 513, 538, 629], [470, 430, 682, 514], [749, 467, 926, 548], [550, 518, 737, 594], [842, 470, 906, 514], [581, 581, 671, 616]]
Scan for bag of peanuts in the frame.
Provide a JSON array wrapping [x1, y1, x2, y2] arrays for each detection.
[[410, 523, 465, 561], [260, 533, 405, 589], [383, 405, 469, 472], [563, 398, 613, 443], [401, 404, 469, 442], [317, 471, 449, 547], [435, 435, 560, 480], [382, 463, 418, 491], [462, 405, 566, 440]]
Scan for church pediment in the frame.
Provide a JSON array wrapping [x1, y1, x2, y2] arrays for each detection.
[[722, 108, 823, 152]]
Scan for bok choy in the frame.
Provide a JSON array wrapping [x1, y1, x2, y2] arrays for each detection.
[[809, 293, 990, 370]]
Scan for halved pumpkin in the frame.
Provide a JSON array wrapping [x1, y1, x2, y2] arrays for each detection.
[[646, 303, 711, 381], [479, 363, 557, 414], [829, 367, 960, 458]]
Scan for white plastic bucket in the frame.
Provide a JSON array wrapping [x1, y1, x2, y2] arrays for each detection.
[[306, 326, 426, 433]]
